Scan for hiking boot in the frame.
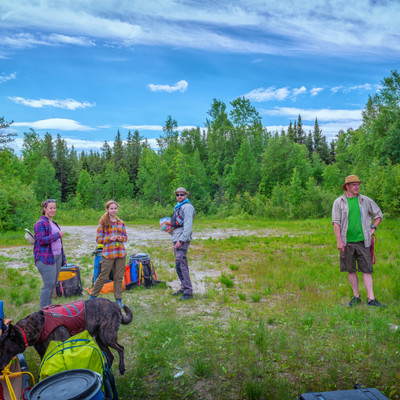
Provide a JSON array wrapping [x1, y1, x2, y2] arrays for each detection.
[[179, 294, 193, 301], [347, 296, 361, 307], [172, 289, 184, 296], [367, 298, 386, 308], [116, 299, 124, 308]]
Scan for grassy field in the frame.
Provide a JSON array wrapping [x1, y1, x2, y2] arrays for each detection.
[[1, 217, 399, 399]]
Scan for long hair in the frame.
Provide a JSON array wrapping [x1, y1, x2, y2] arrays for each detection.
[[99, 200, 119, 230]]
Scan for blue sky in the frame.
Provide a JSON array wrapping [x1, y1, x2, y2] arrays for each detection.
[[1, 0, 399, 153]]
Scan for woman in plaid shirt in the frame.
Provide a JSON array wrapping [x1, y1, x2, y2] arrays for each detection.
[[34, 199, 66, 309], [90, 200, 127, 307]]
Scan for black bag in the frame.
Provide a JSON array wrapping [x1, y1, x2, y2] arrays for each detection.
[[54, 264, 83, 298], [299, 387, 389, 400]]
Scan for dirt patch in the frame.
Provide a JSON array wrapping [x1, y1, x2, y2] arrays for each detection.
[[0, 225, 278, 294]]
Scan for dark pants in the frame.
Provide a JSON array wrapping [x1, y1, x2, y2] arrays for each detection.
[[174, 241, 192, 295], [340, 241, 373, 273], [36, 253, 63, 309]]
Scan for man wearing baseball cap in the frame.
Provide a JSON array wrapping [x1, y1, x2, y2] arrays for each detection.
[[166, 187, 195, 300], [332, 175, 385, 307]]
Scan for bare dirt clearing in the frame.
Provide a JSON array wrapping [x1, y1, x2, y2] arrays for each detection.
[[0, 225, 280, 294]]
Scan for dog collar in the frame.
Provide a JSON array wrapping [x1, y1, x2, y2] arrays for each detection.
[[17, 325, 29, 348]]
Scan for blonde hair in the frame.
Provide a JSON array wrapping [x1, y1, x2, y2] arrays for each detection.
[[99, 200, 119, 230]]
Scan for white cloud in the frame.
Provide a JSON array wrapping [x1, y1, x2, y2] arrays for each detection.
[[292, 86, 307, 97], [1, 0, 400, 56], [122, 124, 199, 131], [244, 87, 290, 102], [310, 87, 323, 96], [0, 72, 17, 83], [262, 107, 362, 122], [330, 83, 380, 94], [9, 97, 95, 110], [245, 86, 322, 102], [330, 86, 343, 94], [123, 125, 163, 131], [148, 80, 188, 93], [13, 119, 95, 131]]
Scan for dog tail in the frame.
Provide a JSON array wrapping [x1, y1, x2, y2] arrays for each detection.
[[121, 305, 133, 325]]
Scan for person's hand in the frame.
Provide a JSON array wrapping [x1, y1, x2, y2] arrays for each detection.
[[110, 235, 118, 241], [59, 230, 65, 237], [337, 240, 345, 253], [174, 241, 182, 249], [165, 226, 172, 233]]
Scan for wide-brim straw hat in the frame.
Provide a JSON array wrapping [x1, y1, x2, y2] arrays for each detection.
[[342, 175, 362, 191], [174, 187, 189, 195]]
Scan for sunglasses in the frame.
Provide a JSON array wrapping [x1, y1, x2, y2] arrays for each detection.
[[176, 193, 186, 197], [46, 199, 56, 202]]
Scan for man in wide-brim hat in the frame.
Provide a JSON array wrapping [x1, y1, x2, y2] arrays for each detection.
[[165, 187, 195, 301], [332, 175, 385, 307]]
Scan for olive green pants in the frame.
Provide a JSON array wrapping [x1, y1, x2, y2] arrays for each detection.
[[91, 256, 126, 299]]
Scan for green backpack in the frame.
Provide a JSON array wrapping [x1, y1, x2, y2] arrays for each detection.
[[38, 330, 118, 399]]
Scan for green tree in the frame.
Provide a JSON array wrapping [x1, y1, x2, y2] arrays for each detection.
[[0, 117, 16, 149], [54, 134, 72, 201], [113, 130, 126, 172], [157, 115, 179, 151], [126, 130, 145, 193], [115, 169, 133, 200], [33, 158, 61, 202], [259, 135, 311, 196], [43, 133, 55, 164], [137, 147, 170, 205], [205, 99, 233, 190], [76, 169, 94, 207], [313, 119, 330, 163], [361, 70, 400, 163], [21, 128, 44, 183], [226, 140, 260, 196]]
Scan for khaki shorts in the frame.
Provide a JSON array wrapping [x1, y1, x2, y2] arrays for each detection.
[[340, 241, 373, 274]]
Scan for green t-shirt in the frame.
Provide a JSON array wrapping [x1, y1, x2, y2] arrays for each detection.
[[347, 196, 364, 242]]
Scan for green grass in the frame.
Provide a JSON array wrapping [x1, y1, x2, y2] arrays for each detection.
[[0, 217, 399, 399]]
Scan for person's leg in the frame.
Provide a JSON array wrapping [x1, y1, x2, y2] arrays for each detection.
[[48, 254, 63, 306], [175, 242, 192, 295], [348, 272, 360, 297], [174, 245, 184, 292], [36, 258, 60, 309], [113, 257, 126, 301], [91, 257, 114, 297], [362, 273, 374, 300], [355, 242, 375, 300]]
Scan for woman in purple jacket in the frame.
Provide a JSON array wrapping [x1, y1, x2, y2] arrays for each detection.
[[34, 199, 66, 309]]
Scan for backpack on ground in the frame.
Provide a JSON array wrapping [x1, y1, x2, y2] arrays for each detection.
[[37, 330, 118, 400], [54, 263, 83, 298], [126, 253, 161, 289], [91, 244, 114, 285]]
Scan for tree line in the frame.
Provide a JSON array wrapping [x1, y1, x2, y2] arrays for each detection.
[[1, 71, 400, 231]]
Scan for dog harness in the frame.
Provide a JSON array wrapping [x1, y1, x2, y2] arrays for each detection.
[[37, 300, 85, 344]]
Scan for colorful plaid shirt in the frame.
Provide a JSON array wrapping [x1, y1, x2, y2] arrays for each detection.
[[96, 218, 127, 259], [34, 216, 67, 265]]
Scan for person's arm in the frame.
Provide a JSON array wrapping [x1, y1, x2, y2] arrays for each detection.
[[96, 224, 107, 244], [333, 222, 345, 253], [117, 221, 128, 242], [34, 219, 62, 245], [371, 217, 382, 235]]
